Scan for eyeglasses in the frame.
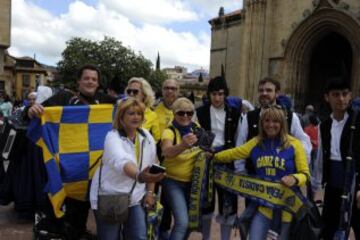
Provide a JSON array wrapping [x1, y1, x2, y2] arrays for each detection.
[[163, 86, 178, 91], [126, 89, 140, 95], [176, 111, 194, 117]]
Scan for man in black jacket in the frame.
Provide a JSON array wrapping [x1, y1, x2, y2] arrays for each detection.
[[312, 78, 360, 240], [28, 64, 116, 239], [196, 76, 240, 240], [235, 77, 311, 173]]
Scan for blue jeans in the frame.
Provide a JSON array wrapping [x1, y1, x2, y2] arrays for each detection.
[[95, 205, 147, 240], [249, 212, 290, 240], [162, 178, 191, 240]]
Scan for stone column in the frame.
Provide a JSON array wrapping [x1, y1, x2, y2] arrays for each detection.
[[242, 0, 267, 101]]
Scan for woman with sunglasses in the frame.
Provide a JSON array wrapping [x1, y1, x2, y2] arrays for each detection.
[[214, 106, 310, 240], [161, 97, 203, 240], [126, 77, 161, 142]]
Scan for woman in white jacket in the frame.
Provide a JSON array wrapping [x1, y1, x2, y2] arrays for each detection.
[[90, 98, 165, 240]]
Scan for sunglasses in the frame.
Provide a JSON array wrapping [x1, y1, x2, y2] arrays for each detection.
[[263, 104, 284, 110], [126, 89, 140, 95], [176, 111, 194, 117]]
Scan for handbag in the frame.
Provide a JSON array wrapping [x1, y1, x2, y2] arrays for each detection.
[[290, 186, 322, 240], [97, 135, 144, 224]]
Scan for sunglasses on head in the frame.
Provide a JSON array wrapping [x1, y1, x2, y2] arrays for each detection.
[[263, 104, 284, 110], [126, 89, 140, 95], [176, 111, 194, 117]]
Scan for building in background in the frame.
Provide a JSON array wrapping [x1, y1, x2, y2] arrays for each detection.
[[0, 0, 12, 96], [209, 0, 360, 112], [2, 53, 57, 100], [164, 66, 210, 102]]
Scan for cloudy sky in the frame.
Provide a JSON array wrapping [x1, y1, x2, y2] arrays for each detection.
[[9, 0, 243, 71]]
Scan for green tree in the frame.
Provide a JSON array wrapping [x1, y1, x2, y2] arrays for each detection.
[[198, 72, 203, 82], [56, 37, 154, 92], [148, 69, 168, 95]]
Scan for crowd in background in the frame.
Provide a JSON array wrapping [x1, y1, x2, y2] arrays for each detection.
[[0, 63, 359, 240]]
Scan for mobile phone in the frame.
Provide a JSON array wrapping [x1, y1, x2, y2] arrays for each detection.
[[149, 164, 166, 174]]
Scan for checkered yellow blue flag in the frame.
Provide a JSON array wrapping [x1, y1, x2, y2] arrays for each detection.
[[27, 104, 115, 218]]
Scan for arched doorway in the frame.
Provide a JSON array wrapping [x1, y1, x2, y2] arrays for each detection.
[[283, 6, 360, 113], [307, 32, 353, 116]]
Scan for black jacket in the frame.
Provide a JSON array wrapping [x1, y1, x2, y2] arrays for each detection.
[[320, 109, 360, 192], [196, 103, 240, 150]]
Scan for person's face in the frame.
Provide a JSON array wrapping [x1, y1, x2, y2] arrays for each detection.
[[174, 106, 194, 127], [324, 89, 352, 113], [258, 82, 278, 107], [77, 69, 99, 97], [122, 106, 143, 131], [262, 117, 282, 138], [28, 96, 36, 106], [162, 80, 179, 106], [126, 82, 145, 103], [209, 90, 225, 108]]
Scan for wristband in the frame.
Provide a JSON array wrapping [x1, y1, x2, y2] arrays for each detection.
[[146, 190, 155, 197]]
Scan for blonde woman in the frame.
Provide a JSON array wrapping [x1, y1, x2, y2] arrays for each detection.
[[161, 97, 203, 240], [90, 98, 165, 240], [215, 106, 310, 240], [126, 77, 160, 142]]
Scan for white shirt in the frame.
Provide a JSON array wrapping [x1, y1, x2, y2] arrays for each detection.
[[329, 112, 349, 161], [312, 112, 349, 190], [234, 110, 312, 171], [90, 129, 157, 209], [210, 105, 226, 147]]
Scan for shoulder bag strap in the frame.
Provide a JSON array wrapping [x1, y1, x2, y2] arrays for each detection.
[[98, 132, 146, 197]]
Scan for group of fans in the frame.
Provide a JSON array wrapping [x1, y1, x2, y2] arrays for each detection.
[[0, 63, 359, 240]]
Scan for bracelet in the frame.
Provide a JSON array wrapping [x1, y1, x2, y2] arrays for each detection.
[[146, 190, 155, 196]]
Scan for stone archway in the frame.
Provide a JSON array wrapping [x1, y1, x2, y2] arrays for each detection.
[[283, 5, 360, 111], [307, 32, 352, 116]]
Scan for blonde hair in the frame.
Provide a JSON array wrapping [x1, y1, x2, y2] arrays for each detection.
[[126, 77, 155, 108], [257, 107, 290, 150], [171, 97, 195, 113], [113, 98, 146, 130]]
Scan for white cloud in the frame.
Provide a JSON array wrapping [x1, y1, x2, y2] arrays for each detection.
[[101, 0, 199, 24], [9, 0, 210, 71], [188, 0, 243, 16]]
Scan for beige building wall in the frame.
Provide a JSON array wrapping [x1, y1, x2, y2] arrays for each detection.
[[0, 0, 11, 47], [209, 0, 360, 110], [0, 0, 11, 97]]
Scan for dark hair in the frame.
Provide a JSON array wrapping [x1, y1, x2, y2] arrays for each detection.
[[324, 77, 351, 93], [309, 114, 319, 126], [76, 64, 101, 82], [258, 77, 281, 91], [207, 76, 229, 96], [3, 95, 11, 102], [108, 76, 124, 94]]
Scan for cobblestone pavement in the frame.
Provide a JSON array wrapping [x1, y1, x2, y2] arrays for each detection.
[[0, 199, 355, 240], [0, 203, 238, 240]]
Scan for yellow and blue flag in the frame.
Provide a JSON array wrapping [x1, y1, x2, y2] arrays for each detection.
[[27, 104, 115, 218]]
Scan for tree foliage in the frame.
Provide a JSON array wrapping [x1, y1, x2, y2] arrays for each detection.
[[148, 69, 168, 95], [56, 37, 164, 93]]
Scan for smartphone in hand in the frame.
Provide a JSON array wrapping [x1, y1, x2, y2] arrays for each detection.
[[149, 164, 166, 174]]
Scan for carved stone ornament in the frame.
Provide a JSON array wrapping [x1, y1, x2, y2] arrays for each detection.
[[303, 9, 312, 18], [312, 0, 320, 7], [338, 2, 350, 10]]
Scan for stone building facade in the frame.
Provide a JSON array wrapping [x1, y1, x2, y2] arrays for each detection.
[[0, 0, 11, 96], [209, 0, 360, 111]]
